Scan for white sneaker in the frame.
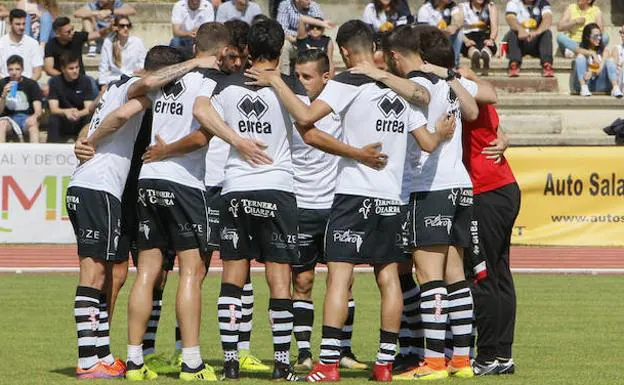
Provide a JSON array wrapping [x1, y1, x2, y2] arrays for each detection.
[[580, 84, 592, 97], [564, 48, 575, 59], [87, 45, 97, 57], [611, 86, 623, 98]]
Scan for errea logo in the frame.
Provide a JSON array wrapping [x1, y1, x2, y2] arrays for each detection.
[[237, 94, 272, 134], [376, 94, 406, 133]]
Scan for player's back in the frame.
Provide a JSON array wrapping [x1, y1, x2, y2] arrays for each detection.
[[70, 76, 145, 199], [140, 69, 225, 190], [317, 71, 426, 201], [213, 72, 306, 194]]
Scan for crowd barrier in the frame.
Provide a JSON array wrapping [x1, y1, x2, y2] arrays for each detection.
[[1, 144, 622, 246]]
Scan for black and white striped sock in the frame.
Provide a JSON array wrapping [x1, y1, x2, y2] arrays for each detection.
[[420, 280, 448, 367], [340, 299, 356, 352], [399, 274, 424, 357], [376, 329, 398, 364], [293, 300, 314, 353], [218, 283, 242, 362], [143, 289, 163, 356], [96, 293, 114, 365], [319, 326, 342, 364], [269, 298, 293, 365], [447, 281, 473, 360], [74, 286, 100, 369], [239, 277, 254, 351]]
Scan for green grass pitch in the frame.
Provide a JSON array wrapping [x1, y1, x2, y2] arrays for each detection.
[[0, 273, 623, 384]]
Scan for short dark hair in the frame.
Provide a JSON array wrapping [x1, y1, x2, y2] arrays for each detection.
[[336, 20, 374, 53], [6, 54, 24, 68], [382, 24, 420, 55], [196, 22, 231, 54], [414, 25, 454, 69], [52, 16, 71, 31], [251, 14, 270, 25], [248, 19, 284, 62], [224, 19, 250, 53], [296, 49, 330, 74], [144, 45, 185, 71], [9, 8, 27, 23], [58, 51, 81, 68]]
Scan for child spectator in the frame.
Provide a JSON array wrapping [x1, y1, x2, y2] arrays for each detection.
[[296, 15, 334, 73], [47, 52, 95, 143], [17, 0, 58, 49], [216, 0, 262, 24], [504, 0, 553, 78], [74, 0, 136, 56], [460, 0, 498, 75], [556, 0, 608, 58], [417, 0, 464, 67], [0, 9, 44, 81], [277, 0, 324, 74], [170, 0, 214, 56], [98, 16, 146, 87], [362, 0, 412, 33], [0, 55, 42, 143], [571, 23, 623, 98]]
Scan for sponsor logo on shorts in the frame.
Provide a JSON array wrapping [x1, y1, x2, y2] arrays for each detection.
[[177, 223, 204, 236], [447, 189, 459, 206], [470, 220, 480, 256], [139, 221, 151, 240], [271, 232, 297, 249], [78, 228, 101, 240], [221, 227, 239, 249], [374, 199, 401, 216], [423, 215, 453, 234], [66, 195, 79, 211], [460, 189, 473, 207], [207, 207, 220, 218], [333, 229, 364, 253], [229, 199, 240, 218], [230, 198, 278, 218], [138, 188, 175, 207], [298, 232, 314, 247], [358, 199, 372, 219], [396, 220, 409, 247]]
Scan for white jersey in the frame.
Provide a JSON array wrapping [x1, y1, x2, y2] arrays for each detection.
[[417, 1, 459, 27], [204, 137, 229, 187], [408, 71, 477, 192], [171, 0, 215, 32], [292, 111, 342, 209], [460, 2, 492, 34], [317, 72, 427, 201], [140, 69, 224, 190], [212, 73, 304, 194], [69, 76, 145, 200], [400, 136, 417, 204]]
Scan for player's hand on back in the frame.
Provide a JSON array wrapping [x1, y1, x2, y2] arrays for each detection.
[[142, 134, 168, 163], [349, 61, 386, 81], [235, 138, 273, 167], [357, 142, 388, 170], [435, 113, 456, 140], [244, 67, 282, 87], [74, 138, 95, 163], [482, 133, 509, 164]]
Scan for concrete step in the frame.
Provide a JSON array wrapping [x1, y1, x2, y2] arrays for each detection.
[[509, 133, 614, 146], [487, 76, 558, 93]]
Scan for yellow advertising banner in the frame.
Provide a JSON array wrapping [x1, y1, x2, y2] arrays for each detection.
[[507, 147, 624, 246]]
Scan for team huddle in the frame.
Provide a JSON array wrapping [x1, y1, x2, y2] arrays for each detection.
[[66, 17, 512, 383]]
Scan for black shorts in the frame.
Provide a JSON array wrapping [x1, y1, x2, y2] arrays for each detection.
[[325, 194, 408, 265], [66, 186, 123, 262], [408, 188, 473, 249], [136, 179, 209, 256], [219, 190, 298, 264], [293, 208, 330, 273], [461, 31, 498, 57], [205, 185, 223, 251]]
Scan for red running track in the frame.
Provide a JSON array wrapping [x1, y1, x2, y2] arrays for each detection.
[[0, 245, 623, 270]]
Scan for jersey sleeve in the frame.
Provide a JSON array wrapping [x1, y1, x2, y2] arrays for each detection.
[[409, 75, 434, 96], [211, 92, 226, 120], [171, 2, 184, 24], [362, 4, 376, 26], [505, 1, 518, 15], [416, 5, 430, 23], [406, 104, 427, 133], [540, 0, 552, 14], [198, 75, 217, 98], [458, 77, 478, 97], [316, 79, 358, 116]]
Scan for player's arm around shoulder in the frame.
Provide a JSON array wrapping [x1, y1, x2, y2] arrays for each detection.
[[89, 96, 152, 147], [411, 112, 456, 153], [142, 130, 211, 163]]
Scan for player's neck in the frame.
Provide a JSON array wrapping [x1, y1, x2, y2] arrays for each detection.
[[346, 52, 375, 69], [195, 52, 219, 70], [251, 60, 279, 71]]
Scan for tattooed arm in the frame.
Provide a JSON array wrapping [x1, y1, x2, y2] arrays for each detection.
[[127, 56, 218, 99]]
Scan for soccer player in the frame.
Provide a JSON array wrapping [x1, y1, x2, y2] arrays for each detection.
[[66, 45, 214, 379], [245, 19, 455, 382], [89, 22, 270, 381], [208, 19, 389, 382], [286, 49, 366, 372]]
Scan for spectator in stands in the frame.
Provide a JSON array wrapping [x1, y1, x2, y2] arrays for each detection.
[[277, 0, 324, 74], [0, 5, 9, 35], [556, 0, 608, 58], [571, 23, 623, 98], [611, 25, 624, 91], [74, 0, 136, 56], [222, 19, 250, 73], [45, 17, 111, 78], [98, 16, 146, 87], [0, 55, 43, 143], [362, 0, 412, 33], [47, 52, 95, 143], [504, 0, 554, 78], [216, 0, 262, 24], [417, 0, 464, 67], [0, 9, 43, 81], [460, 0, 498, 75], [296, 15, 334, 74], [170, 0, 214, 55], [17, 0, 57, 49]]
